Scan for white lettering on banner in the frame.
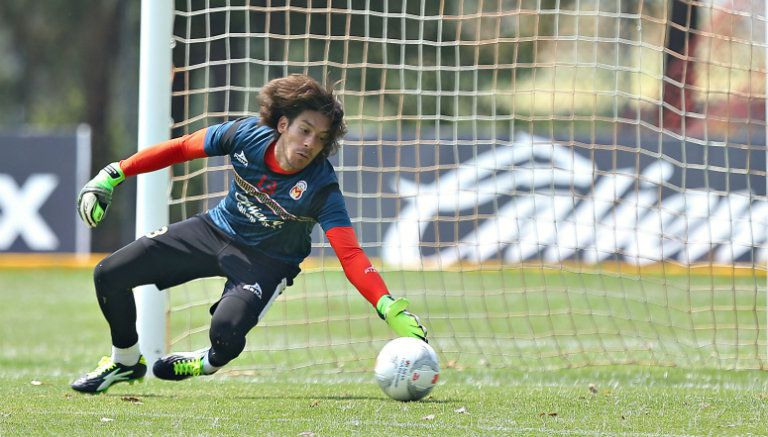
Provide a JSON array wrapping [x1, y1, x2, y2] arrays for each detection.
[[0, 173, 59, 250], [542, 161, 673, 264], [713, 201, 768, 264], [685, 193, 751, 262], [382, 134, 594, 266], [382, 134, 767, 268]]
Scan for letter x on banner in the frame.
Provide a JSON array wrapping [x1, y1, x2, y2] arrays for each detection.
[[0, 129, 90, 253]]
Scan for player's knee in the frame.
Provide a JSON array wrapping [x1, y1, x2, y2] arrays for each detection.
[[93, 255, 120, 294], [209, 318, 247, 365]]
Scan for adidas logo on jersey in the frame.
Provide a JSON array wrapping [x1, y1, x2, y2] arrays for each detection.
[[234, 151, 249, 166]]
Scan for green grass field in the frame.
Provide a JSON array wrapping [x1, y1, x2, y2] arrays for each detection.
[[2, 267, 768, 435]]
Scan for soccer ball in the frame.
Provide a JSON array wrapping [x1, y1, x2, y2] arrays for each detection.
[[374, 337, 440, 401]]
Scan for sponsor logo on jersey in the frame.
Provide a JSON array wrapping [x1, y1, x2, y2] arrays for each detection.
[[364, 266, 377, 274], [233, 170, 314, 223], [234, 150, 249, 166], [235, 192, 284, 229], [244, 282, 262, 299], [289, 180, 307, 200]]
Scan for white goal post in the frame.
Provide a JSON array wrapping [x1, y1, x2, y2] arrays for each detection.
[[138, 0, 768, 372], [136, 0, 173, 370]]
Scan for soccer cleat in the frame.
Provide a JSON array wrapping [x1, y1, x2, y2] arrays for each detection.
[[152, 351, 206, 381], [71, 355, 147, 393]]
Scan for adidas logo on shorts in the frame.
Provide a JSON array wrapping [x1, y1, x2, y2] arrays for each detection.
[[244, 282, 262, 298]]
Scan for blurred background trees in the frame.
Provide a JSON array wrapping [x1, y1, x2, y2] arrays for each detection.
[[0, 0, 139, 251]]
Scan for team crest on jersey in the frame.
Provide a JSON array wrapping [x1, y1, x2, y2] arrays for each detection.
[[289, 180, 307, 200]]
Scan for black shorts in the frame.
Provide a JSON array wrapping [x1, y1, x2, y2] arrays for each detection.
[[120, 214, 301, 320]]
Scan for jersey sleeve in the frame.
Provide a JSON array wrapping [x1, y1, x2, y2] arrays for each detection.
[[203, 119, 241, 156], [313, 184, 353, 231], [204, 117, 259, 156]]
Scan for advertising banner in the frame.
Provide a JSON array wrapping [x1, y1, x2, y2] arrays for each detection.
[[0, 127, 90, 254], [331, 128, 766, 267]]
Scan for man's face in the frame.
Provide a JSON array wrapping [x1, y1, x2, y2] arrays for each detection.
[[274, 110, 331, 172]]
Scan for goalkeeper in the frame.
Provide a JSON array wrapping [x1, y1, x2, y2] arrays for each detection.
[[71, 74, 427, 393]]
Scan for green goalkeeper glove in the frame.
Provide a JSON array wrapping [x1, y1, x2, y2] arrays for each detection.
[[77, 162, 125, 228], [376, 295, 428, 342]]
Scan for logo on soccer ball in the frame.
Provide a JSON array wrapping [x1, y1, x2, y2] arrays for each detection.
[[374, 337, 440, 402], [289, 180, 307, 200]]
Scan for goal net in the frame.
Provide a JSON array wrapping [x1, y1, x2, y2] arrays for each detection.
[[165, 0, 767, 372]]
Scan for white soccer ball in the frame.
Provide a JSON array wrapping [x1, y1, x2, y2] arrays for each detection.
[[374, 337, 440, 401]]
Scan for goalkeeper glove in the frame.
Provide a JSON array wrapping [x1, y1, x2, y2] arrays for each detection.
[[77, 162, 125, 228], [376, 295, 428, 342]]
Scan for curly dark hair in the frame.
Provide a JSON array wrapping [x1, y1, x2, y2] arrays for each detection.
[[259, 74, 347, 158]]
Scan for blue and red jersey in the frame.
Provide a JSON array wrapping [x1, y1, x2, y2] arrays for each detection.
[[204, 117, 351, 265]]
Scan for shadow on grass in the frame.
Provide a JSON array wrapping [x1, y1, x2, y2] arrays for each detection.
[[234, 394, 453, 404], [103, 391, 453, 403]]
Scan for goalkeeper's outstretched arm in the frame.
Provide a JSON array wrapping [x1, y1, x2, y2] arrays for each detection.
[[77, 129, 209, 228], [326, 226, 428, 342]]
